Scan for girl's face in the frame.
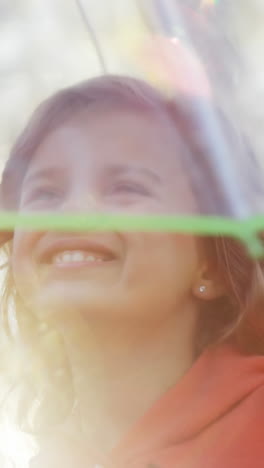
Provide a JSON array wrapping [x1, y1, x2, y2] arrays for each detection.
[[11, 109, 205, 325]]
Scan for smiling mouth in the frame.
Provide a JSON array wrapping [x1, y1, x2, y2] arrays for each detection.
[[51, 250, 112, 268], [37, 237, 119, 272]]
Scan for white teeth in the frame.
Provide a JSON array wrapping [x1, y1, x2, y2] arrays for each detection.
[[63, 253, 72, 262], [73, 252, 85, 262], [86, 255, 98, 262], [52, 251, 104, 265]]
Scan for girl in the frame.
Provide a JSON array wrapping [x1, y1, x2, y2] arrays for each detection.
[[0, 75, 264, 468]]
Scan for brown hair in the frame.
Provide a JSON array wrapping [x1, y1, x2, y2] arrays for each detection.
[[1, 75, 264, 432]]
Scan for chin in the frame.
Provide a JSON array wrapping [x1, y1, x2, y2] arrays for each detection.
[[31, 282, 114, 322]]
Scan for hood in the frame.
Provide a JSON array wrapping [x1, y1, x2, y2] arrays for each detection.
[[112, 344, 264, 467]]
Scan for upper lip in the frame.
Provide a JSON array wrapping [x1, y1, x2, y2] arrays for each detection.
[[35, 237, 118, 264]]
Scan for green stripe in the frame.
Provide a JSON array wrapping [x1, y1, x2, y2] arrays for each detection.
[[0, 212, 264, 258]]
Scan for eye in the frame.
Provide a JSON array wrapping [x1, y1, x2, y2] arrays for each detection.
[[21, 185, 63, 207], [35, 188, 60, 200], [110, 181, 151, 197]]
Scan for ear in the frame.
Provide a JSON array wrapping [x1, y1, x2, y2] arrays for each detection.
[[192, 261, 226, 301]]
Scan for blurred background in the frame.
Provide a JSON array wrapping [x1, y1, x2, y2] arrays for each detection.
[[1, 0, 264, 175]]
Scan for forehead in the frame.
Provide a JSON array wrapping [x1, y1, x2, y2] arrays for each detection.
[[26, 108, 185, 176]]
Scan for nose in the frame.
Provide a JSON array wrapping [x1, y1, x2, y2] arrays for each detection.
[[61, 191, 100, 214]]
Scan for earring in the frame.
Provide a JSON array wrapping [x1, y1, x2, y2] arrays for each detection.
[[199, 286, 206, 293]]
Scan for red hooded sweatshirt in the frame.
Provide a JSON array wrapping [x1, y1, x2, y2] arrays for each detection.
[[110, 344, 264, 468], [31, 344, 264, 468]]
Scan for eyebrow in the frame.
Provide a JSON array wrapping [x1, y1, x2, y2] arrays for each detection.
[[106, 164, 161, 184]]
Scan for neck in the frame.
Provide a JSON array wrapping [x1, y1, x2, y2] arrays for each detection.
[[54, 305, 197, 454]]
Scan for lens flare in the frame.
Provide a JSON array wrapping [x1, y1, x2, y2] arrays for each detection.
[[0, 421, 37, 468]]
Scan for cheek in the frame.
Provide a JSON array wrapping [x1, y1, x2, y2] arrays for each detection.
[[124, 233, 200, 291], [11, 231, 39, 296]]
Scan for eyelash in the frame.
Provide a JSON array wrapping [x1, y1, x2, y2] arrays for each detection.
[[28, 186, 62, 202], [110, 181, 151, 197]]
